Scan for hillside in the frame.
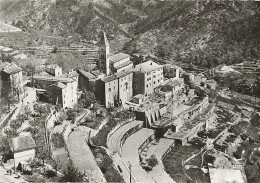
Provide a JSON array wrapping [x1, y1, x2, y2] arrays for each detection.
[[125, 1, 260, 68], [0, 0, 260, 67]]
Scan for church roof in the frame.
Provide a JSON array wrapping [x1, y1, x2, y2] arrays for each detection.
[[109, 53, 130, 64]]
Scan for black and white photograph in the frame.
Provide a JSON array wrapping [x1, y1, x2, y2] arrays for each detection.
[[0, 0, 259, 182]]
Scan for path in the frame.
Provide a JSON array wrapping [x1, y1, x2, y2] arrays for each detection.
[[0, 166, 26, 182], [66, 129, 106, 183], [107, 120, 143, 154], [145, 139, 175, 183], [121, 128, 154, 183]]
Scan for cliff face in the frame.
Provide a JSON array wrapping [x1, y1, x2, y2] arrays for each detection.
[[0, 0, 259, 67]]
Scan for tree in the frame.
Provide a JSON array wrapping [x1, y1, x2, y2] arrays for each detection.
[[34, 104, 48, 116], [24, 106, 31, 119], [82, 91, 96, 108], [0, 135, 11, 162], [61, 161, 85, 182], [9, 119, 22, 131], [147, 155, 159, 168], [66, 109, 76, 122]]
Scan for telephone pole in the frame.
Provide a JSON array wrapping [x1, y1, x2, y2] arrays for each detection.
[[128, 161, 132, 183]]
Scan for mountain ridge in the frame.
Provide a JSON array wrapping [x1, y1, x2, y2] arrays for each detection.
[[0, 0, 259, 67]]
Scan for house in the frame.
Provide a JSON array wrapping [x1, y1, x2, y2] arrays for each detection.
[[161, 78, 185, 100], [77, 69, 105, 100], [0, 62, 23, 98], [100, 70, 133, 108], [133, 61, 164, 96], [10, 132, 36, 169], [45, 64, 62, 77], [32, 72, 78, 109], [163, 64, 182, 79], [205, 79, 217, 90]]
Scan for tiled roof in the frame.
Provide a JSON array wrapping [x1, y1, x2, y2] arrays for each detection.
[[46, 64, 60, 69], [133, 60, 163, 73], [109, 53, 130, 63], [33, 74, 74, 83], [56, 82, 67, 89], [114, 60, 133, 70], [68, 70, 79, 77], [101, 70, 133, 83], [0, 62, 23, 75], [78, 69, 96, 79], [11, 132, 36, 152]]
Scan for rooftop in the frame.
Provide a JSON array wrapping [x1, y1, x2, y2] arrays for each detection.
[[11, 132, 36, 152], [133, 60, 163, 73], [101, 70, 133, 83], [46, 64, 61, 70], [78, 69, 96, 79], [55, 82, 67, 89], [33, 73, 74, 83], [114, 60, 133, 70], [209, 168, 244, 183], [109, 53, 130, 63], [0, 62, 23, 75]]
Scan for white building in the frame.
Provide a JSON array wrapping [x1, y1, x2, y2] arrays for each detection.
[[10, 132, 36, 168]]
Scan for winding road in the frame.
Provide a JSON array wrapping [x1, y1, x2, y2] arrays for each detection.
[[107, 120, 143, 154], [121, 128, 155, 183]]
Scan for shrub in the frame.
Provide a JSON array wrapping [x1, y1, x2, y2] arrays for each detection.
[[66, 109, 76, 121], [46, 169, 56, 178], [61, 161, 85, 182], [147, 155, 159, 168]]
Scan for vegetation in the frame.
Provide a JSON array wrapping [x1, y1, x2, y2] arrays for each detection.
[[60, 161, 85, 182], [91, 147, 124, 183], [146, 155, 159, 168], [66, 109, 76, 122]]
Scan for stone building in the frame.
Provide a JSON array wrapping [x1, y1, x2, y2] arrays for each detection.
[[163, 64, 182, 79], [45, 64, 62, 77], [100, 71, 133, 108], [0, 62, 23, 98], [133, 61, 164, 96], [109, 53, 133, 73], [32, 73, 78, 109], [205, 79, 217, 90]]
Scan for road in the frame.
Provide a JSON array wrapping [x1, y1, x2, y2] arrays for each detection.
[[0, 166, 26, 182], [66, 129, 106, 183], [121, 128, 154, 183], [145, 139, 176, 183], [107, 120, 143, 154]]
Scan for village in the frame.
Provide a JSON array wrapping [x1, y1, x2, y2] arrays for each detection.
[[0, 29, 259, 183]]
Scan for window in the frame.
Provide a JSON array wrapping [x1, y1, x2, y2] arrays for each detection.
[[108, 88, 111, 92], [158, 79, 159, 82], [147, 84, 148, 88], [134, 84, 137, 89], [154, 81, 155, 84]]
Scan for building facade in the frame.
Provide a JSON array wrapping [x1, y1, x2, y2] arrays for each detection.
[[32, 73, 77, 108], [101, 71, 133, 108], [0, 62, 23, 98], [133, 61, 164, 96]]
